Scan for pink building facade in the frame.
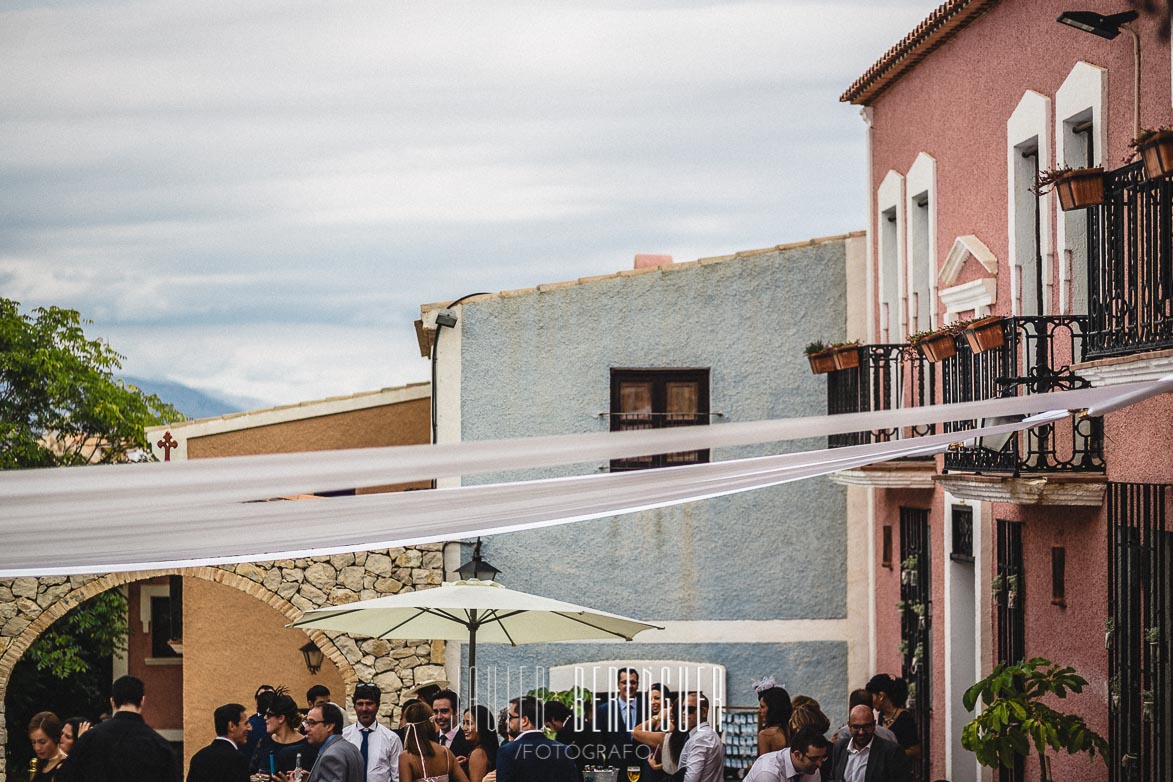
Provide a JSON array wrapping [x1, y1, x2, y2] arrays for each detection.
[[828, 2, 1173, 781]]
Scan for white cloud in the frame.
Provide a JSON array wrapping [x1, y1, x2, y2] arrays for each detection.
[[1, 0, 931, 406]]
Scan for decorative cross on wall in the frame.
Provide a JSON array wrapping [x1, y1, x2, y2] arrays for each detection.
[[157, 431, 178, 462]]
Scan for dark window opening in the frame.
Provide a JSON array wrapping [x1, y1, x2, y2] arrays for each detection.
[[609, 369, 710, 471], [951, 505, 975, 563], [150, 596, 179, 658], [1051, 547, 1066, 607], [882, 525, 893, 569]]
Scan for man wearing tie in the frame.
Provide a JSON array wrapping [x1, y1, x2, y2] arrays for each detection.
[[343, 683, 403, 782], [431, 689, 474, 762], [593, 667, 644, 767]]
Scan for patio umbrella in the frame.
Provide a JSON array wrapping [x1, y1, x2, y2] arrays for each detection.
[[290, 579, 661, 700]]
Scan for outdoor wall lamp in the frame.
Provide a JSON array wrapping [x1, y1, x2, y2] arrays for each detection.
[[300, 640, 325, 675], [456, 537, 501, 582], [1058, 10, 1141, 140], [435, 311, 458, 328]]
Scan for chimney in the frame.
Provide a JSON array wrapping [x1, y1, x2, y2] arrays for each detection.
[[633, 254, 673, 270]]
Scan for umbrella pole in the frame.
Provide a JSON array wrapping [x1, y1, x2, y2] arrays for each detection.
[[468, 609, 477, 705]]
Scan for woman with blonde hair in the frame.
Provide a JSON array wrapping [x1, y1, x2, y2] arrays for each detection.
[[399, 701, 470, 782], [28, 712, 66, 781]]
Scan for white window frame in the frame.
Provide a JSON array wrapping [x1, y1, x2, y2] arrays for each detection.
[[905, 153, 938, 335], [1007, 91, 1053, 316], [1054, 62, 1107, 316], [877, 170, 906, 342]]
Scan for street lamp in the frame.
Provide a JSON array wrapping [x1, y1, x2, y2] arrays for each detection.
[[1058, 10, 1141, 141], [456, 538, 500, 582]]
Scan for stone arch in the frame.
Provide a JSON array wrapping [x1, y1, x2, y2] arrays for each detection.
[[0, 548, 447, 781]]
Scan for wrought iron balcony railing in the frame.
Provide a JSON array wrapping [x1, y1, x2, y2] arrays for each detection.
[[1087, 162, 1173, 358], [827, 343, 936, 452], [941, 316, 1104, 475]]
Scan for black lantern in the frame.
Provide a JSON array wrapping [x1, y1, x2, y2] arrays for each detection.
[[456, 538, 500, 582], [300, 640, 324, 675]]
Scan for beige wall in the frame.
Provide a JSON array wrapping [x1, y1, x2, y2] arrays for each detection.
[[187, 398, 431, 459], [181, 576, 345, 771]]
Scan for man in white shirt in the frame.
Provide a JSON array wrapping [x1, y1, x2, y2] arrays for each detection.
[[342, 683, 403, 782], [677, 692, 724, 782], [744, 726, 830, 782]]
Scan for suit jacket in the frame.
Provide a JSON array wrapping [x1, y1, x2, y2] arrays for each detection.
[[593, 697, 644, 767], [59, 711, 176, 782], [496, 732, 582, 782], [308, 735, 365, 782], [440, 727, 476, 760], [828, 735, 907, 782], [188, 738, 249, 782]]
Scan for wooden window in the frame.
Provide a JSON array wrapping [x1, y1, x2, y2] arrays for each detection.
[[882, 525, 893, 569], [610, 369, 709, 471], [1051, 546, 1066, 607]]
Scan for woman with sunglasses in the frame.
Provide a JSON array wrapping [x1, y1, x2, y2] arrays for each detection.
[[249, 694, 310, 780]]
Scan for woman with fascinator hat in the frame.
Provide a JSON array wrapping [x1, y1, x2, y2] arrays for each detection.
[[752, 676, 792, 756]]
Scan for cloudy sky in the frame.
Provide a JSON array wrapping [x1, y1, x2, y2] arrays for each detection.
[[1, 0, 928, 408]]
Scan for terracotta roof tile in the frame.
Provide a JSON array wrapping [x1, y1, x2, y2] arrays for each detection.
[[841, 0, 1001, 106]]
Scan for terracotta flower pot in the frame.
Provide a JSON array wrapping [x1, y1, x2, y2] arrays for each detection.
[[831, 345, 861, 371], [1053, 168, 1105, 211], [915, 332, 958, 363], [1139, 130, 1173, 180], [963, 316, 1006, 353], [807, 350, 836, 375]]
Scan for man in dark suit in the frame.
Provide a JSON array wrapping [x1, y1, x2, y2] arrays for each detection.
[[592, 667, 644, 768], [497, 696, 582, 782], [430, 688, 475, 762], [61, 675, 176, 782], [828, 705, 908, 782], [188, 703, 251, 782]]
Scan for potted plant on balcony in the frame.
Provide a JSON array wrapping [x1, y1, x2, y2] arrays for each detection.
[[828, 340, 862, 371], [1129, 126, 1173, 180], [962, 657, 1108, 782], [909, 320, 971, 363], [963, 315, 1007, 353], [1031, 166, 1105, 211], [805, 341, 835, 375]]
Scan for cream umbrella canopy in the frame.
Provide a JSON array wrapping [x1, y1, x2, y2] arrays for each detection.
[[290, 578, 661, 700]]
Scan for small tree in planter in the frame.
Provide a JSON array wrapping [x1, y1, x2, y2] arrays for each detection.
[[805, 341, 835, 375], [961, 657, 1108, 782], [1031, 166, 1105, 211], [1128, 126, 1173, 179]]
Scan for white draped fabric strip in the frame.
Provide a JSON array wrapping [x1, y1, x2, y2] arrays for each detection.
[[0, 378, 1167, 577]]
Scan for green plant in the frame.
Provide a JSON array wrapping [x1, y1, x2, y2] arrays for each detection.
[[804, 340, 827, 355], [828, 340, 861, 349], [961, 657, 1108, 782]]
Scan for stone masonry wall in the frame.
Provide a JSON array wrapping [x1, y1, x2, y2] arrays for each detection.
[[0, 545, 445, 781]]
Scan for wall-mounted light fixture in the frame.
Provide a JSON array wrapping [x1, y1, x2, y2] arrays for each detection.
[[300, 640, 324, 675], [1058, 10, 1141, 140]]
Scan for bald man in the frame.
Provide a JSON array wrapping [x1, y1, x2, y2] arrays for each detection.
[[828, 704, 908, 782]]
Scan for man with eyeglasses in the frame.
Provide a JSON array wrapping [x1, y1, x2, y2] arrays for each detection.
[[342, 683, 403, 782], [744, 726, 830, 781], [827, 705, 907, 782], [275, 704, 363, 782], [495, 696, 581, 781], [677, 692, 724, 782]]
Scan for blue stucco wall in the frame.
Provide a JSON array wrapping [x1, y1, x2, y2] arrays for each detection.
[[455, 240, 849, 712]]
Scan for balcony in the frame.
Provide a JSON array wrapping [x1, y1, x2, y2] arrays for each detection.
[[1086, 162, 1173, 359], [825, 343, 938, 488], [937, 316, 1106, 505]]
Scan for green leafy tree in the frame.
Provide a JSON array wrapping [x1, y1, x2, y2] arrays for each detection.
[[1, 297, 183, 776], [0, 297, 183, 468], [962, 657, 1108, 782]]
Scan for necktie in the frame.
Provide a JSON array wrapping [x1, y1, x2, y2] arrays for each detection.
[[360, 728, 371, 768], [439, 733, 448, 746]]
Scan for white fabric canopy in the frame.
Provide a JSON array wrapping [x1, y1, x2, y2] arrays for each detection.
[[0, 378, 1167, 577]]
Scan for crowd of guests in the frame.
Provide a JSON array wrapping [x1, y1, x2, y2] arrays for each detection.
[[25, 669, 922, 782]]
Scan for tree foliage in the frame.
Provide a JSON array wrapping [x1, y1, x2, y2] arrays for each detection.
[[961, 657, 1108, 782], [24, 591, 129, 679], [0, 297, 183, 469]]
